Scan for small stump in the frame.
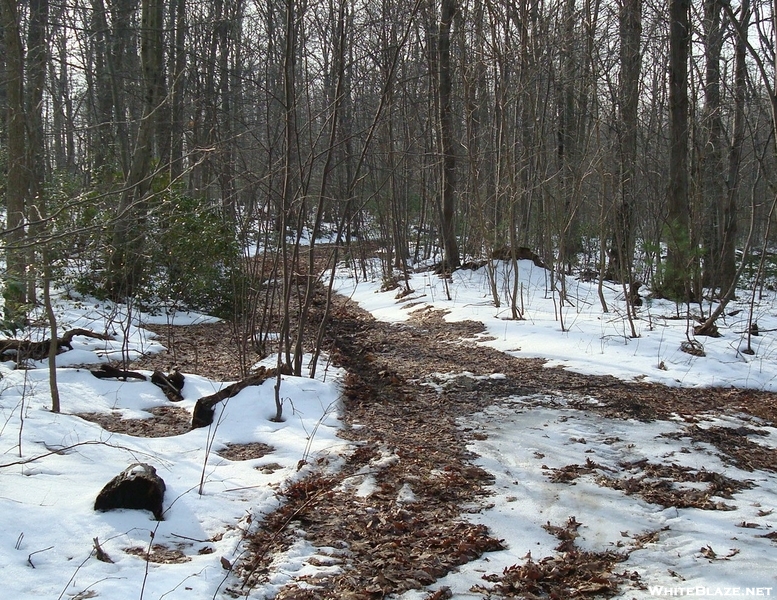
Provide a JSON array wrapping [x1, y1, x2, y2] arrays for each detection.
[[94, 463, 166, 520]]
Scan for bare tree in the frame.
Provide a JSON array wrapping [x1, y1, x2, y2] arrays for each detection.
[[699, 0, 728, 293], [721, 0, 750, 290], [1, 0, 28, 327], [610, 0, 642, 284], [664, 0, 692, 300], [437, 0, 461, 270], [107, 0, 165, 298]]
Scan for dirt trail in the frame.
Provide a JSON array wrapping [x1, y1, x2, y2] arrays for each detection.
[[129, 293, 777, 598], [236, 297, 520, 598], [233, 295, 777, 598]]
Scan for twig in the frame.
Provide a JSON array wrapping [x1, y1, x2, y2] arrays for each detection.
[[56, 551, 94, 600], [169, 533, 212, 543], [0, 440, 156, 469], [199, 401, 228, 495], [239, 485, 332, 591], [92, 537, 114, 563], [27, 545, 53, 568]]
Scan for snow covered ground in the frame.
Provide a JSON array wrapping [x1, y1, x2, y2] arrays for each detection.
[[0, 300, 349, 600], [1, 258, 776, 599], [336, 260, 777, 599]]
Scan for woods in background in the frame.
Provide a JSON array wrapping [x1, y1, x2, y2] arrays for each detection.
[[2, 0, 776, 370]]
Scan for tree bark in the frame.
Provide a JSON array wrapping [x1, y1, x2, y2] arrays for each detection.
[[721, 0, 750, 292], [438, 0, 460, 270], [108, 0, 165, 299], [1, 0, 28, 327], [665, 0, 692, 300], [610, 0, 642, 283], [169, 0, 187, 182], [700, 0, 728, 292], [26, 0, 50, 303]]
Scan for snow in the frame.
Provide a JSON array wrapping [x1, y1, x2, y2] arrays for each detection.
[[334, 260, 777, 599], [1, 258, 776, 599], [1, 300, 348, 600]]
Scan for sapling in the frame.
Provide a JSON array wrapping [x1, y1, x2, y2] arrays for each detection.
[[199, 399, 229, 495], [299, 400, 339, 465], [43, 249, 60, 413]]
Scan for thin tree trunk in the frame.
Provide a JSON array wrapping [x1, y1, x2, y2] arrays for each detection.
[[26, 0, 49, 305], [169, 0, 186, 182], [301, 0, 348, 378], [721, 0, 750, 291], [438, 0, 460, 269], [275, 0, 298, 420], [43, 249, 61, 413], [700, 0, 727, 292], [611, 0, 641, 283]]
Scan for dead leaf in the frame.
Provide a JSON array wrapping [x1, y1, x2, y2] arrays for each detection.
[[700, 545, 717, 559]]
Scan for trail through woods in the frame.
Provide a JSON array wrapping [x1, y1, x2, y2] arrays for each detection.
[[131, 294, 777, 598]]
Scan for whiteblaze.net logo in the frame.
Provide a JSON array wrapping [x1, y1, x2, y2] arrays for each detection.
[[648, 587, 773, 597]]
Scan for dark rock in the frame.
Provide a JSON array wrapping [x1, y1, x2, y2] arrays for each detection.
[[94, 463, 166, 520]]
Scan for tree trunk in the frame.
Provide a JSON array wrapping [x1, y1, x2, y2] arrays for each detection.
[[721, 0, 750, 292], [25, 0, 50, 304], [610, 0, 642, 283], [438, 0, 460, 270], [108, 0, 164, 299], [700, 0, 727, 292], [169, 0, 187, 182], [665, 0, 692, 300], [558, 0, 580, 265], [49, 0, 75, 173], [1, 0, 28, 327], [274, 0, 298, 416]]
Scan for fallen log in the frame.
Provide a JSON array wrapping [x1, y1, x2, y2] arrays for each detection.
[[60, 328, 115, 345], [0, 338, 66, 361], [191, 364, 291, 429], [94, 462, 166, 520], [90, 364, 148, 381], [0, 328, 115, 362], [151, 368, 185, 402]]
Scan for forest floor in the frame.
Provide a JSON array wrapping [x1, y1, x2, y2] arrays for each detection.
[[127, 292, 777, 599]]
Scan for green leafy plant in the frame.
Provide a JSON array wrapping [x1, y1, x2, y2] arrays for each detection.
[[146, 192, 240, 317]]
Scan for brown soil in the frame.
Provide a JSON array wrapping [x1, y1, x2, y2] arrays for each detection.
[[79, 406, 191, 437], [132, 321, 252, 382]]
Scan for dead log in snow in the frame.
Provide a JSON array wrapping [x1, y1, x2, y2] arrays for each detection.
[[0, 338, 67, 361], [151, 368, 185, 402], [94, 462, 166, 520], [90, 363, 148, 381], [0, 328, 114, 362], [60, 328, 115, 345], [191, 364, 291, 429]]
